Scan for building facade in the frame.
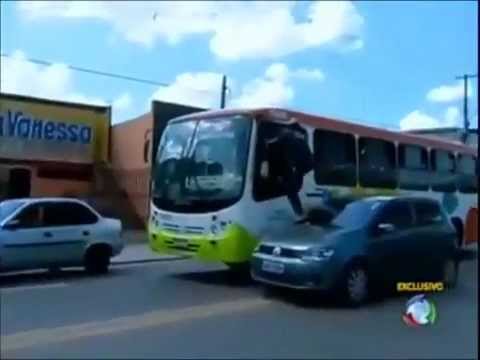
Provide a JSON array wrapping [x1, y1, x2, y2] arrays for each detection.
[[0, 93, 110, 200]]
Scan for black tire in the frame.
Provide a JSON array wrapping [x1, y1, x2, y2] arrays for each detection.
[[84, 246, 111, 275], [441, 258, 459, 289], [225, 262, 250, 274], [225, 262, 251, 282], [450, 217, 464, 249], [338, 264, 370, 306]]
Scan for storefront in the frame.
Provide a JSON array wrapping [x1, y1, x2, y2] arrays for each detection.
[[0, 93, 110, 200]]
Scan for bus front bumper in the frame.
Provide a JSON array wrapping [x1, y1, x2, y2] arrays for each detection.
[[148, 224, 258, 264]]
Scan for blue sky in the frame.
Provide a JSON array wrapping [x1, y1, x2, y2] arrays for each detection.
[[0, 1, 477, 129]]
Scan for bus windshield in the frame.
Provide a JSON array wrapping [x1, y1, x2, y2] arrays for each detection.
[[152, 115, 252, 213]]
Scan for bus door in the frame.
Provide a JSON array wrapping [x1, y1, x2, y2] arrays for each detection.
[[253, 119, 313, 219]]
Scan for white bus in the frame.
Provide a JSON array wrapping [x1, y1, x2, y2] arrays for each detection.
[[148, 108, 477, 270]]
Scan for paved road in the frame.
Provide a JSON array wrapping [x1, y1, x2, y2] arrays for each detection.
[[1, 254, 477, 359]]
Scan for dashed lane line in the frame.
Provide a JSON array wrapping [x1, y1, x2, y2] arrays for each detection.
[[1, 297, 271, 353]]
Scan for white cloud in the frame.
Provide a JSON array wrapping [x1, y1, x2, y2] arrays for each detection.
[[399, 106, 462, 130], [150, 72, 222, 109], [149, 62, 324, 110], [290, 68, 325, 81], [0, 50, 132, 123], [18, 1, 364, 60], [444, 106, 461, 126], [230, 63, 294, 108], [426, 81, 473, 103]]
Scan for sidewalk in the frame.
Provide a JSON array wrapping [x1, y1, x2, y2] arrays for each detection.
[[122, 229, 149, 244], [111, 244, 187, 265]]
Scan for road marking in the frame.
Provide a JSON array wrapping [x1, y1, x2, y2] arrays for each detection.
[[1, 297, 271, 352], [0, 282, 68, 294]]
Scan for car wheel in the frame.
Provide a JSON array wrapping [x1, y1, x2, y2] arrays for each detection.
[[442, 258, 459, 289], [450, 217, 464, 249], [84, 246, 111, 275], [341, 264, 369, 306]]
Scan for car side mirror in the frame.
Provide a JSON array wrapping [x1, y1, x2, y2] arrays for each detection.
[[3, 219, 20, 230], [377, 223, 395, 233]]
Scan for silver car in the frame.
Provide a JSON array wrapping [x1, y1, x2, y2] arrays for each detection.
[[0, 198, 124, 274]]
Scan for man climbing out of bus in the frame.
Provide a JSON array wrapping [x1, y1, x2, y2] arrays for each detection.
[[266, 126, 314, 223]]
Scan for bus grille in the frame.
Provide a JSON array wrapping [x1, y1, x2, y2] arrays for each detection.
[[165, 239, 200, 253], [161, 223, 205, 235]]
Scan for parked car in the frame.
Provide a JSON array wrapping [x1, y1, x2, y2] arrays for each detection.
[[251, 196, 460, 305], [0, 198, 124, 274]]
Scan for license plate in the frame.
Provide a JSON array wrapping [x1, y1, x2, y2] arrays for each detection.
[[262, 260, 285, 274]]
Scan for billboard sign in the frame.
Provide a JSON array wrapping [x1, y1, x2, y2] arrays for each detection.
[[0, 94, 110, 164]]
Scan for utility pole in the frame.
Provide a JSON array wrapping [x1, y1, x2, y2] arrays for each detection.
[[220, 75, 227, 109], [455, 73, 478, 143]]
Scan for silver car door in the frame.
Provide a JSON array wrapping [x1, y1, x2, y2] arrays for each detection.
[[39, 202, 90, 266], [1, 203, 44, 270]]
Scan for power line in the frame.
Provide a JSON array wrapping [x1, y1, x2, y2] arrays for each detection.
[[0, 53, 216, 94]]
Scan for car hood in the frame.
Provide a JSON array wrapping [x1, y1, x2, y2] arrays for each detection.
[[260, 222, 354, 248]]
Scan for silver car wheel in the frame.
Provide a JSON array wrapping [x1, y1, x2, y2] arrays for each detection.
[[347, 268, 368, 303]]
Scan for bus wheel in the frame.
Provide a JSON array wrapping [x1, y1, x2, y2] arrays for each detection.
[[225, 262, 251, 278]]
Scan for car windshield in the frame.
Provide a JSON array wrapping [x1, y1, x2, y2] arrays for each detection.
[[331, 200, 384, 229], [0, 200, 26, 222], [152, 115, 252, 213]]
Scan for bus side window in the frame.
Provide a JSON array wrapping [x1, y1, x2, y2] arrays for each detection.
[[398, 144, 429, 191], [313, 129, 357, 186], [431, 149, 456, 193], [456, 154, 477, 193], [358, 137, 397, 189], [252, 121, 309, 202], [252, 122, 288, 201]]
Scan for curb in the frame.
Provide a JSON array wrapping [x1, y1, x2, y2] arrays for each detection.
[[111, 256, 188, 266]]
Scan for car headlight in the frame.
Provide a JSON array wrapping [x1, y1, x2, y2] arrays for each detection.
[[301, 248, 335, 262]]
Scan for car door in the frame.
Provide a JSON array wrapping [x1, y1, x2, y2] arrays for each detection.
[[40, 201, 98, 266], [367, 200, 416, 286], [411, 200, 454, 280], [1, 202, 46, 270]]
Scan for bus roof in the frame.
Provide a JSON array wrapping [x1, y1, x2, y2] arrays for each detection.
[[172, 107, 477, 155]]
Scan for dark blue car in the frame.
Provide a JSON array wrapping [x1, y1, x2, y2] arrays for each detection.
[[251, 196, 460, 306]]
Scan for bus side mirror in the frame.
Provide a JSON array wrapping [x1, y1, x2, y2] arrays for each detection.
[[260, 161, 269, 178]]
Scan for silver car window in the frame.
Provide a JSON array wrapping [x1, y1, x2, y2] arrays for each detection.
[[12, 203, 44, 228], [43, 202, 98, 227], [0, 201, 26, 222]]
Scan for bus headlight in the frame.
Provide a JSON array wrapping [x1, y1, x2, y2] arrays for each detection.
[[220, 221, 228, 231], [210, 224, 219, 235]]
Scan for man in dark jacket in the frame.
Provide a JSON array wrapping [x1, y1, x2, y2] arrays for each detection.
[[266, 127, 313, 220]]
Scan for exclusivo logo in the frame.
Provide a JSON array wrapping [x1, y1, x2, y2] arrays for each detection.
[[402, 294, 437, 326]]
